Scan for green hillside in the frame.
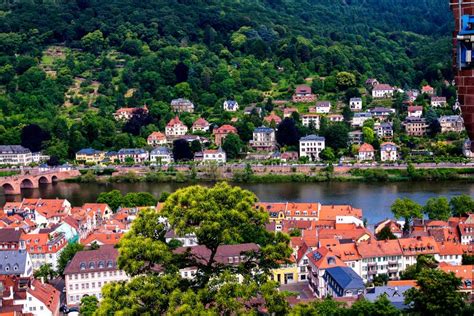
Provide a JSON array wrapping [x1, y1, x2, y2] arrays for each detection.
[[0, 0, 454, 159]]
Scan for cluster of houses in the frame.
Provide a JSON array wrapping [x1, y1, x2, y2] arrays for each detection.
[[0, 197, 472, 312]]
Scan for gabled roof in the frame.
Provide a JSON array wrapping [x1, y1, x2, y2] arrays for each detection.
[[63, 245, 119, 275], [373, 84, 394, 91], [307, 247, 345, 269], [0, 250, 29, 275], [193, 117, 210, 127], [358, 143, 375, 153], [28, 279, 60, 313], [214, 124, 237, 134], [167, 116, 185, 127]]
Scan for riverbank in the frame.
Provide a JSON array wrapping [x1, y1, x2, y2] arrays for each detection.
[[70, 166, 474, 184]]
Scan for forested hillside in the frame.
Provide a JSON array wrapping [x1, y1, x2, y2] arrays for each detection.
[[0, 0, 454, 160]]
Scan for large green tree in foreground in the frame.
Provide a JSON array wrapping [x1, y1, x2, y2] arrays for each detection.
[[97, 183, 292, 315]]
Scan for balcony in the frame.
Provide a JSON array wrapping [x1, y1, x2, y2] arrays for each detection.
[[368, 269, 377, 275], [388, 260, 399, 265], [367, 262, 377, 267], [388, 266, 399, 273]]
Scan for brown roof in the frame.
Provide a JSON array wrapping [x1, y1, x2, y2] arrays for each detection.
[[175, 243, 259, 265], [63, 245, 119, 275], [192, 118, 209, 127], [213, 124, 238, 134], [0, 229, 22, 243]]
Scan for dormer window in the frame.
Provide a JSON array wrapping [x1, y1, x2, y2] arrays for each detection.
[[107, 261, 113, 268], [80, 263, 86, 270], [98, 261, 105, 268], [89, 262, 95, 269]]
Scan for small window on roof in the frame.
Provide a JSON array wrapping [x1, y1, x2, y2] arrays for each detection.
[[80, 262, 86, 270], [98, 261, 104, 268], [107, 261, 113, 268], [89, 262, 95, 269]]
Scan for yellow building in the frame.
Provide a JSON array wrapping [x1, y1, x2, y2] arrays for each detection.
[[270, 255, 298, 285], [75, 148, 105, 164]]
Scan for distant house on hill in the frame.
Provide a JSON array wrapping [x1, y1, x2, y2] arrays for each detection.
[[223, 100, 239, 112], [171, 98, 194, 113], [292, 85, 316, 103]]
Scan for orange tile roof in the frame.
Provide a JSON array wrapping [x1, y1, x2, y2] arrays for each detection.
[[387, 280, 418, 288], [213, 124, 238, 134], [81, 232, 123, 246], [439, 265, 473, 289], [28, 279, 60, 314], [436, 241, 464, 256], [357, 239, 403, 258], [22, 233, 67, 254], [167, 116, 184, 127], [192, 118, 209, 127], [319, 205, 362, 220], [307, 247, 345, 269], [398, 237, 439, 255], [147, 131, 166, 140], [329, 242, 362, 261], [358, 143, 375, 153], [318, 227, 371, 241]]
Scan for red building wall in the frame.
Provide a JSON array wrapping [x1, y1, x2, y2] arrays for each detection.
[[451, 1, 474, 150]]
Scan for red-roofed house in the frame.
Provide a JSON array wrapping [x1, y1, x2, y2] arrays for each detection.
[[113, 106, 148, 121], [292, 85, 316, 103], [165, 116, 188, 137], [213, 125, 238, 146], [307, 247, 345, 297], [147, 131, 167, 146], [358, 143, 375, 161], [421, 85, 434, 95], [408, 106, 423, 118], [264, 113, 282, 125], [27, 279, 61, 315], [22, 232, 67, 270], [192, 118, 210, 133]]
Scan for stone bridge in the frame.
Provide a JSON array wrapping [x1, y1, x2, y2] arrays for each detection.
[[0, 170, 81, 195]]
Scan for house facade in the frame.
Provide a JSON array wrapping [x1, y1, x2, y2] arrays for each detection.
[[171, 98, 194, 113], [0, 145, 33, 166], [352, 112, 372, 127], [202, 148, 226, 164], [147, 132, 167, 146], [75, 148, 105, 164], [292, 85, 316, 102], [439, 115, 465, 133], [358, 143, 375, 161], [223, 100, 239, 112], [192, 118, 210, 132], [150, 147, 173, 164], [403, 117, 429, 136], [213, 125, 238, 146], [165, 116, 188, 137], [372, 84, 395, 98], [117, 148, 149, 163], [301, 114, 321, 129], [431, 96, 447, 107], [251, 127, 276, 151], [350, 98, 362, 111], [299, 135, 325, 161], [64, 245, 129, 306], [380, 142, 398, 162]]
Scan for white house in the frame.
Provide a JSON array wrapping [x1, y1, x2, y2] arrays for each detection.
[[202, 148, 226, 164], [315, 101, 331, 114], [223, 100, 239, 112], [431, 96, 447, 107], [150, 147, 173, 164], [0, 145, 33, 166], [301, 114, 321, 129], [358, 143, 375, 161], [407, 106, 423, 118], [349, 98, 362, 111], [380, 142, 398, 162], [165, 116, 188, 137], [352, 112, 372, 127], [372, 84, 395, 98], [64, 245, 129, 306], [299, 135, 325, 161]]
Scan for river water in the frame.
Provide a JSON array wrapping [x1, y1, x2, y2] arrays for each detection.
[[1, 181, 473, 224]]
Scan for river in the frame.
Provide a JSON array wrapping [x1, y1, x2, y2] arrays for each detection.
[[1, 181, 473, 224]]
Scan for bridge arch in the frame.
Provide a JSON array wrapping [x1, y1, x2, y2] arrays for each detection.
[[51, 175, 59, 182], [38, 176, 50, 185], [20, 178, 34, 189], [2, 183, 15, 195]]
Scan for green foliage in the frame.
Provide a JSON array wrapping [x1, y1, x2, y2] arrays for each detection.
[[33, 263, 57, 281], [404, 269, 467, 315], [376, 226, 397, 241], [450, 195, 474, 217], [423, 196, 451, 221], [98, 183, 292, 314], [57, 242, 84, 275], [80, 295, 98, 316], [222, 133, 242, 160], [96, 190, 157, 210], [390, 198, 423, 233]]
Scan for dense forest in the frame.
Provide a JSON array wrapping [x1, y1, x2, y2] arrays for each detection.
[[0, 0, 454, 160]]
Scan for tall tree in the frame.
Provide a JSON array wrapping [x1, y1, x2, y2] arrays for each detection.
[[172, 139, 193, 161], [391, 198, 423, 233], [21, 124, 50, 152], [423, 197, 451, 221], [276, 118, 299, 147], [222, 133, 243, 160], [450, 195, 474, 217], [404, 269, 466, 315], [57, 243, 84, 275]]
